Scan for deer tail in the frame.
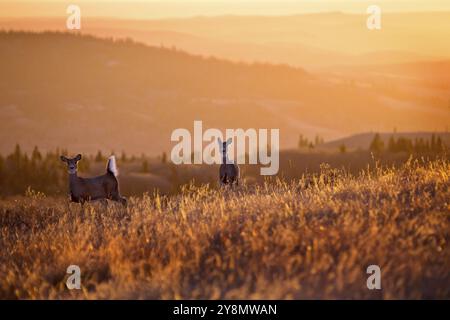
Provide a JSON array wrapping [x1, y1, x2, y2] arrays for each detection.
[[107, 155, 119, 177]]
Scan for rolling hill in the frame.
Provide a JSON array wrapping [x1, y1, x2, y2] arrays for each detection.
[[0, 31, 449, 155], [2, 12, 450, 68]]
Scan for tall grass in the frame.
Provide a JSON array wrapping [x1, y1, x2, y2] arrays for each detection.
[[0, 159, 449, 299]]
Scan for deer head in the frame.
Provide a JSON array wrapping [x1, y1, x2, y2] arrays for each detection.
[[217, 138, 233, 164], [60, 154, 82, 174], [218, 138, 232, 155]]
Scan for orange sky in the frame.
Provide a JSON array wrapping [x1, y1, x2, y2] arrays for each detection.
[[2, 1, 450, 19]]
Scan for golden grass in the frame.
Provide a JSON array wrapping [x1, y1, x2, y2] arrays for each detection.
[[0, 159, 449, 299]]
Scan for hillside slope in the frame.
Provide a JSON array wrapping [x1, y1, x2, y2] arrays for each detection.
[[0, 31, 448, 154], [2, 13, 450, 67]]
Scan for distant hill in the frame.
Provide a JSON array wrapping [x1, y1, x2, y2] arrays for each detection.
[[2, 12, 450, 68], [0, 31, 310, 154], [0, 31, 449, 155], [330, 60, 450, 89], [321, 132, 450, 151]]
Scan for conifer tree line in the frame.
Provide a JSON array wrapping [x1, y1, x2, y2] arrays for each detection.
[[0, 145, 66, 196], [0, 145, 167, 196], [0, 135, 447, 196], [369, 133, 447, 154]]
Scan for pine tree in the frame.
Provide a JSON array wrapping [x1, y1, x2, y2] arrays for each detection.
[[314, 134, 324, 146], [32, 146, 42, 162], [431, 134, 437, 152], [388, 136, 396, 153], [424, 140, 431, 153], [95, 150, 104, 162], [414, 138, 426, 153], [0, 155, 4, 183], [77, 156, 90, 172], [13, 143, 22, 165], [141, 159, 149, 173], [298, 134, 309, 149], [397, 137, 413, 153], [436, 136, 444, 153], [121, 151, 127, 163], [369, 133, 384, 154]]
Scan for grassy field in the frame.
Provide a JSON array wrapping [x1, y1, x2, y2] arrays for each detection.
[[0, 159, 449, 299]]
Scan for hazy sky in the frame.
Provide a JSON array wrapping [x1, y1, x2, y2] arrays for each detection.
[[2, 1, 450, 18]]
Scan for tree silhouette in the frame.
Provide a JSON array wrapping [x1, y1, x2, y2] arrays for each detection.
[[369, 133, 384, 154], [388, 136, 397, 153], [121, 151, 127, 163], [95, 150, 104, 162], [141, 159, 149, 173]]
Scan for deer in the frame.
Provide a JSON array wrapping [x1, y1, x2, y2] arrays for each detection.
[[60, 154, 127, 206], [218, 138, 240, 186]]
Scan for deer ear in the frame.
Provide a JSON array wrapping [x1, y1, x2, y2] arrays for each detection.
[[60, 155, 68, 162], [226, 138, 233, 146], [75, 154, 82, 161], [217, 137, 223, 146]]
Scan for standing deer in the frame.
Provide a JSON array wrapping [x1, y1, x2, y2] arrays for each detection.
[[60, 154, 127, 205], [218, 138, 240, 186]]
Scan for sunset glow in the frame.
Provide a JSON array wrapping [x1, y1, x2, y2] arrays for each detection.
[[2, 0, 450, 19]]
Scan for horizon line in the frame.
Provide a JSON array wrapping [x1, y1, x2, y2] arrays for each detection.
[[3, 10, 450, 20]]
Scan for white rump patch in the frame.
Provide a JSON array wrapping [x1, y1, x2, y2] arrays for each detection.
[[107, 155, 119, 177]]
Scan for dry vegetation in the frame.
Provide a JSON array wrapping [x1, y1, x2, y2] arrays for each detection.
[[0, 159, 449, 299]]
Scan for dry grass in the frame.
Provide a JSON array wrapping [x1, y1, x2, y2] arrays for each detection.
[[0, 159, 449, 299]]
